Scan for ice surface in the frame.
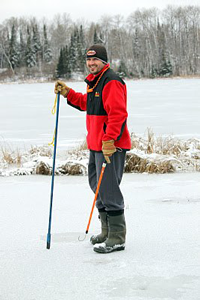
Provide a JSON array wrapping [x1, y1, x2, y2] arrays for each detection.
[[0, 173, 200, 299], [0, 78, 200, 152], [0, 78, 200, 299]]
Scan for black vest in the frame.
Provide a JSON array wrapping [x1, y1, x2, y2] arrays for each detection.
[[85, 68, 125, 116]]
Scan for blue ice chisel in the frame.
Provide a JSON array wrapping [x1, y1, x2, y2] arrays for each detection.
[[46, 92, 60, 249]]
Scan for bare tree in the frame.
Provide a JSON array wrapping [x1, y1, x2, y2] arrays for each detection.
[[0, 6, 200, 80]]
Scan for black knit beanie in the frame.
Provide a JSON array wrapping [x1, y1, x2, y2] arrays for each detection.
[[86, 44, 108, 64]]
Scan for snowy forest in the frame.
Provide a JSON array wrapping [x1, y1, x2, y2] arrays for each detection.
[[0, 5, 200, 81]]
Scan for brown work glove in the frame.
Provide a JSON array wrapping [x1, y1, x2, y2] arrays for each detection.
[[102, 140, 116, 164], [54, 80, 71, 97]]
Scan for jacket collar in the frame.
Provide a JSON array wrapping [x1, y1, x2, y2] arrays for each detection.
[[85, 63, 110, 84]]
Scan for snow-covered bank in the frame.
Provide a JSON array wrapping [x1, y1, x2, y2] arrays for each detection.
[[0, 78, 200, 176], [1, 134, 200, 176], [0, 173, 200, 300]]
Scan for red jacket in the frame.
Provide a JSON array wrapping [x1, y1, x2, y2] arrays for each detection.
[[66, 64, 131, 151]]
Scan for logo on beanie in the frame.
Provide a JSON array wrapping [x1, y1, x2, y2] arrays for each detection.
[[87, 50, 96, 56]]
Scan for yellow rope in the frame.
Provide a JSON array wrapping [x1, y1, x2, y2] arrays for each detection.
[[48, 95, 58, 146], [51, 95, 57, 115], [48, 129, 55, 146]]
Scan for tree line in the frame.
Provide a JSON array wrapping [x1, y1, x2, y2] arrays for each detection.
[[0, 5, 200, 80]]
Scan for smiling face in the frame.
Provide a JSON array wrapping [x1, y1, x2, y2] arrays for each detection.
[[86, 57, 106, 75]]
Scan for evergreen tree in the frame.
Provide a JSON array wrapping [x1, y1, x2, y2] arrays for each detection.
[[159, 58, 173, 77], [67, 26, 87, 75], [117, 60, 128, 78], [57, 25, 86, 78], [150, 65, 158, 78], [56, 48, 65, 77], [56, 46, 71, 78], [25, 27, 36, 68], [68, 30, 78, 73], [9, 24, 19, 69], [32, 24, 41, 65], [4, 31, 10, 69], [63, 46, 71, 78], [19, 30, 26, 67], [43, 24, 52, 63], [157, 23, 173, 77]]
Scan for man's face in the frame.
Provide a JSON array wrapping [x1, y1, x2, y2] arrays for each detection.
[[86, 58, 105, 75]]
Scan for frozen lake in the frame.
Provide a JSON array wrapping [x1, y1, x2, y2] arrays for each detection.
[[0, 78, 200, 150], [0, 172, 200, 300], [1, 78, 200, 299]]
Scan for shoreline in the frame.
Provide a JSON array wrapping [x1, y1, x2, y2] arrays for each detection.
[[1, 75, 200, 85]]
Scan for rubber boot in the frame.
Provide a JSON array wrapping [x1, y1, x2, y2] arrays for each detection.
[[93, 212, 126, 253], [90, 211, 108, 245]]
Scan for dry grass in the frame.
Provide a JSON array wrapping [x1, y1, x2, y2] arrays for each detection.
[[146, 128, 155, 154], [67, 138, 88, 162], [1, 145, 22, 166], [29, 145, 52, 157], [76, 139, 88, 151], [68, 138, 88, 156], [154, 136, 187, 156], [130, 128, 191, 157]]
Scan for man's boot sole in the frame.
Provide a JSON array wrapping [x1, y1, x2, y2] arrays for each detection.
[[93, 244, 125, 254]]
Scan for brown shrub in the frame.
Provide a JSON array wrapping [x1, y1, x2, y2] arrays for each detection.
[[36, 161, 51, 175], [59, 162, 86, 175], [125, 153, 175, 174]]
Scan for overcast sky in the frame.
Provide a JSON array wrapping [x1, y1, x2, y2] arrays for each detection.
[[1, 0, 200, 24]]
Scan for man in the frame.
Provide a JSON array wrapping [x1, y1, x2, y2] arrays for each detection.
[[54, 44, 131, 253]]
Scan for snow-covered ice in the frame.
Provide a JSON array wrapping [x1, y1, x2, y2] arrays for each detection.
[[0, 172, 200, 300], [0, 78, 200, 151], [0, 78, 200, 299]]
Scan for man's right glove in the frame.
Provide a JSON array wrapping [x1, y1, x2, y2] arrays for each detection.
[[102, 140, 116, 164], [54, 80, 71, 97]]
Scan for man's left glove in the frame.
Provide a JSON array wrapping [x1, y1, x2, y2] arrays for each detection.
[[102, 140, 116, 164], [54, 80, 71, 97]]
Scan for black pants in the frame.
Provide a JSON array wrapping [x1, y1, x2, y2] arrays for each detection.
[[88, 150, 126, 212]]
